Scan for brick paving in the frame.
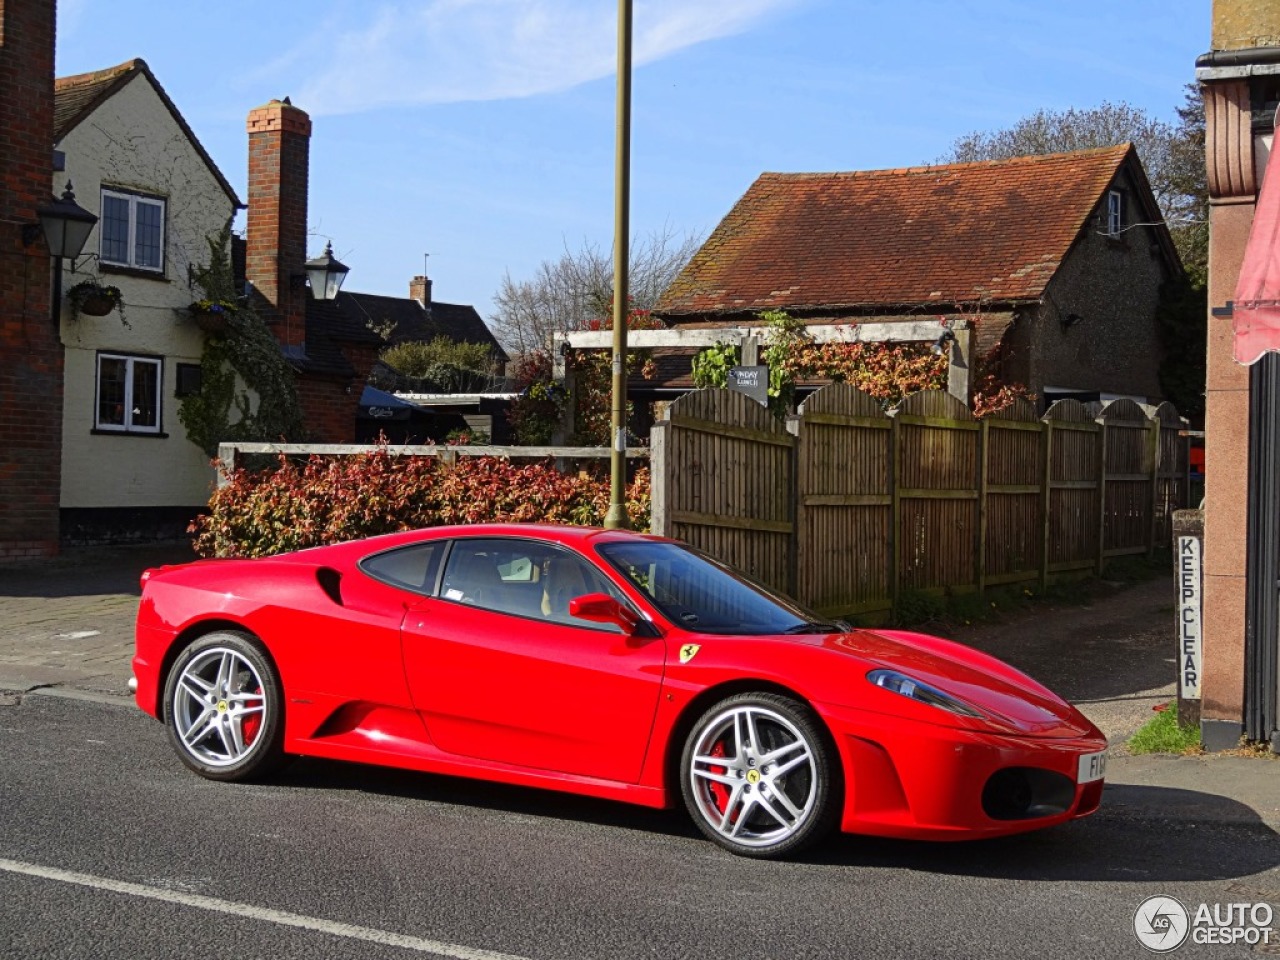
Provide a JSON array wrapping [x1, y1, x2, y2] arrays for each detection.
[[0, 542, 195, 696]]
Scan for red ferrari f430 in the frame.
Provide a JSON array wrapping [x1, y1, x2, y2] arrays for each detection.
[[132, 524, 1107, 859]]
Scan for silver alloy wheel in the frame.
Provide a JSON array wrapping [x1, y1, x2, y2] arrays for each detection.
[[171, 646, 268, 767], [687, 703, 818, 849]]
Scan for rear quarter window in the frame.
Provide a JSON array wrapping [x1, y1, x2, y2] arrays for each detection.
[[359, 543, 443, 594]]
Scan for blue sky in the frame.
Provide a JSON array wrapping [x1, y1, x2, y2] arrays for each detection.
[[56, 0, 1208, 327]]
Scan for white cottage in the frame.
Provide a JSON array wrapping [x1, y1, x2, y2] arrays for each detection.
[[53, 59, 240, 541]]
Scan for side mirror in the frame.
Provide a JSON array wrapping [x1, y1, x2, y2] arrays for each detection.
[[568, 592, 639, 635]]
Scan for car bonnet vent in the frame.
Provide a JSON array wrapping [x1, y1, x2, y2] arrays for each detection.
[[316, 567, 344, 606]]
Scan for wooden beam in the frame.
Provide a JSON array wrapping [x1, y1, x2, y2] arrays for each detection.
[[672, 509, 793, 535], [556, 320, 963, 354], [217, 442, 649, 460]]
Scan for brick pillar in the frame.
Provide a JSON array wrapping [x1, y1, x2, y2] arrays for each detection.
[[0, 0, 62, 559], [246, 98, 310, 351]]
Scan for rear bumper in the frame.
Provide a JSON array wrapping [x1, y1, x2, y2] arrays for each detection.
[[819, 702, 1107, 840], [131, 623, 172, 719]]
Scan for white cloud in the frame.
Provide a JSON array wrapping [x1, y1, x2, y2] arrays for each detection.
[[287, 0, 800, 115]]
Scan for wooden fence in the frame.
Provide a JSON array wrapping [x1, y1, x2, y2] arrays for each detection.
[[650, 385, 1188, 620]]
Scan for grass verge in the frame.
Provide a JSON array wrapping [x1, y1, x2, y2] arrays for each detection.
[[1128, 703, 1203, 755]]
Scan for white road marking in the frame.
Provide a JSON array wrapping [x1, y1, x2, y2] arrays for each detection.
[[0, 857, 531, 960], [54, 631, 101, 640]]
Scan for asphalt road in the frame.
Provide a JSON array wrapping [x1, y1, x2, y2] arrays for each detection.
[[1, 692, 1278, 960]]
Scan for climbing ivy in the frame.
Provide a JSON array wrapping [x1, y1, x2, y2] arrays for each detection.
[[178, 224, 306, 457]]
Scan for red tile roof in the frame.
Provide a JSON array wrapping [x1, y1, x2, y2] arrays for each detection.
[[54, 59, 240, 209], [54, 61, 137, 139], [657, 145, 1134, 318]]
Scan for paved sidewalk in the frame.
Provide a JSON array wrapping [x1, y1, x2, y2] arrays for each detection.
[[0, 544, 1275, 829], [0, 542, 195, 697]]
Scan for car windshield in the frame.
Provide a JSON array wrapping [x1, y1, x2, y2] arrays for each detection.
[[596, 540, 840, 636]]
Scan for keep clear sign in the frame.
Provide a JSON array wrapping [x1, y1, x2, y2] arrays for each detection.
[[1178, 536, 1203, 700]]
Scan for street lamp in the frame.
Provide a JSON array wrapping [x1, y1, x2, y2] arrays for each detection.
[[23, 181, 98, 262], [22, 182, 99, 327], [304, 241, 350, 301]]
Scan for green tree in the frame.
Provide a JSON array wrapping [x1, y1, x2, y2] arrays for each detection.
[[380, 337, 497, 392]]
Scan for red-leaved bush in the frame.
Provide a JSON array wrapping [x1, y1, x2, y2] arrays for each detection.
[[191, 448, 651, 557]]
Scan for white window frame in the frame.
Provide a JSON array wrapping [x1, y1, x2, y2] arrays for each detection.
[[1106, 190, 1123, 237], [95, 353, 163, 434], [99, 187, 166, 272]]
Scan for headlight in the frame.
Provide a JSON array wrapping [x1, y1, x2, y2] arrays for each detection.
[[866, 669, 984, 718]]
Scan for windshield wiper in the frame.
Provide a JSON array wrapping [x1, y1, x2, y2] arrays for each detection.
[[781, 621, 839, 634]]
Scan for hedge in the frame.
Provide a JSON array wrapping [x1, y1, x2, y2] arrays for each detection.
[[191, 448, 651, 558]]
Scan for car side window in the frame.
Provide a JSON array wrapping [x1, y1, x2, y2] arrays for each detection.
[[439, 539, 626, 631], [359, 543, 443, 594]]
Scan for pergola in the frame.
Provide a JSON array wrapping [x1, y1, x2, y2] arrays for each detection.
[[551, 318, 974, 404]]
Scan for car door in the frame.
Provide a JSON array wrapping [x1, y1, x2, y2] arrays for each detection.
[[401, 537, 666, 784]]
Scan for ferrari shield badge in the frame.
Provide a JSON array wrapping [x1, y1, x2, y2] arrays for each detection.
[[679, 643, 701, 664]]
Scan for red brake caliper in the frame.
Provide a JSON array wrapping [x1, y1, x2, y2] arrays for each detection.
[[708, 740, 731, 814], [240, 685, 263, 745]]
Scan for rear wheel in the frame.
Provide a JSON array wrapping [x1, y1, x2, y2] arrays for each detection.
[[163, 631, 285, 782], [680, 693, 839, 858]]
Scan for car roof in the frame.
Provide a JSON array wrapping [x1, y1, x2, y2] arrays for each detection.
[[292, 523, 669, 561]]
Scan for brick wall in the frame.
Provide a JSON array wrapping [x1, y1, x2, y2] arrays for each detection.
[[0, 0, 62, 558], [1001, 163, 1174, 405], [246, 99, 310, 350], [296, 375, 361, 443]]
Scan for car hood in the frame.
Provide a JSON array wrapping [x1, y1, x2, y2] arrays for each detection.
[[809, 628, 1099, 739]]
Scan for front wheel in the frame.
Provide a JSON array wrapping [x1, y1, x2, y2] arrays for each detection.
[[163, 630, 285, 782], [680, 693, 840, 858]]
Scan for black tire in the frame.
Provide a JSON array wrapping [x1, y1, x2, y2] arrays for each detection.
[[162, 630, 285, 782], [680, 692, 840, 858]]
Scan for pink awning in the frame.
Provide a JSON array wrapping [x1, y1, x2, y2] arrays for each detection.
[[1233, 127, 1280, 365]]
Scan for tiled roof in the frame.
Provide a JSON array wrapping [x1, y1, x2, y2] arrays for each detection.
[[231, 235, 506, 377], [656, 145, 1135, 318], [298, 290, 508, 379], [54, 61, 135, 139], [328, 291, 508, 362], [54, 59, 241, 209]]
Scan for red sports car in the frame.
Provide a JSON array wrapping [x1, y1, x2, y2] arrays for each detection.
[[132, 524, 1107, 859]]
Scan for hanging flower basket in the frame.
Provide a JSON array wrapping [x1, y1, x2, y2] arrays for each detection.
[[66, 281, 126, 323], [78, 293, 116, 316], [189, 299, 237, 334]]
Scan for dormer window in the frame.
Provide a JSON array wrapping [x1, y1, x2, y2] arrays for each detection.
[[1106, 190, 1124, 237], [100, 187, 166, 272]]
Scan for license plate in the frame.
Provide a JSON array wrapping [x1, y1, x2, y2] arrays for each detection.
[[1077, 750, 1107, 783]]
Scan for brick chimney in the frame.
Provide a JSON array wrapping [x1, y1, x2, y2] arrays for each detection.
[[410, 274, 432, 308], [246, 98, 310, 351], [0, 0, 62, 559]]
